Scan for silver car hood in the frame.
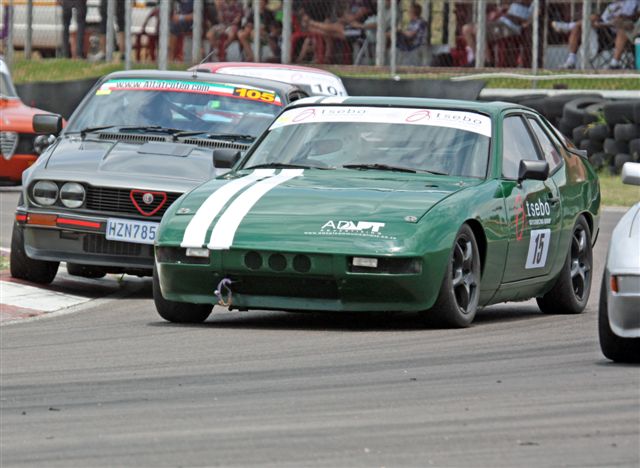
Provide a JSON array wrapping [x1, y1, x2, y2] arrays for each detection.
[[31, 136, 219, 193], [607, 203, 640, 274]]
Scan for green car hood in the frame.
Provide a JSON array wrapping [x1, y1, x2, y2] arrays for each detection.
[[163, 170, 477, 254]]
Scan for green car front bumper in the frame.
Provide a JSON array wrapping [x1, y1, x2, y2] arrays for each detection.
[[155, 246, 449, 312]]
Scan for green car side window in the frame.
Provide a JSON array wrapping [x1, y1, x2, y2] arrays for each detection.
[[502, 115, 540, 179], [527, 118, 563, 173]]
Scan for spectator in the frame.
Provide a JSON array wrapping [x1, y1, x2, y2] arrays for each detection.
[[237, 0, 277, 62], [300, 0, 374, 63], [462, 0, 533, 66], [170, 0, 194, 60], [60, 0, 87, 58], [93, 0, 125, 61], [397, 3, 427, 53], [554, 0, 640, 69], [206, 0, 243, 61]]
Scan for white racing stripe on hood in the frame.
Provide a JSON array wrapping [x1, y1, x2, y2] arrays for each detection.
[[181, 169, 275, 248], [208, 169, 304, 250]]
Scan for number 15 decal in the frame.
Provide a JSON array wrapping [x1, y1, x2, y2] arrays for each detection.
[[526, 228, 551, 269]]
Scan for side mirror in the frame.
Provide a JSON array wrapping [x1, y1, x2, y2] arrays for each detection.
[[33, 114, 63, 135], [213, 148, 241, 169], [518, 159, 549, 184], [34, 134, 56, 155], [621, 162, 640, 186]]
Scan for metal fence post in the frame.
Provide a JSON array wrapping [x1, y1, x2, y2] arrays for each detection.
[[580, 0, 590, 70], [106, 0, 115, 61], [375, 0, 385, 66], [475, 0, 486, 69], [390, 0, 397, 74], [253, 0, 260, 62], [6, 0, 14, 65], [532, 0, 539, 75], [192, 0, 203, 64], [158, 0, 170, 70], [25, 0, 33, 59], [124, 0, 132, 69], [281, 0, 292, 63]]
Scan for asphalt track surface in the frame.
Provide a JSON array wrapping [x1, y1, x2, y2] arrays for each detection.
[[1, 190, 638, 467]]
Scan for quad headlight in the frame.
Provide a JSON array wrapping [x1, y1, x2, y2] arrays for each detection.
[[60, 182, 85, 208], [32, 180, 58, 206]]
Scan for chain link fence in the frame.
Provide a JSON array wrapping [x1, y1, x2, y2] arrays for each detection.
[[1, 1, 638, 79]]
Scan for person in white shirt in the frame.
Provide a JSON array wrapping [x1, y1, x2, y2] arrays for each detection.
[[554, 0, 640, 69], [462, 0, 534, 66]]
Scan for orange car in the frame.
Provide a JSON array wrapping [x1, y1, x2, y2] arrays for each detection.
[[0, 58, 52, 184]]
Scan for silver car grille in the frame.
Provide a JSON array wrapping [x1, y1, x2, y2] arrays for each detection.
[[85, 186, 182, 218], [0, 131, 18, 160]]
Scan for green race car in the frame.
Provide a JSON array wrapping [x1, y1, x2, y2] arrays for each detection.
[[154, 97, 600, 327]]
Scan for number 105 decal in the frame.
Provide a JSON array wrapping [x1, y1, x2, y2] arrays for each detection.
[[526, 228, 551, 269]]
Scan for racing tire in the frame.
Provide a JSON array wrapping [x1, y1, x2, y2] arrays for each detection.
[[563, 98, 605, 128], [423, 224, 481, 328], [613, 123, 640, 142], [572, 125, 589, 142], [586, 123, 610, 141], [9, 222, 59, 284], [603, 100, 640, 126], [152, 265, 212, 323], [66, 263, 107, 279], [582, 102, 606, 125], [542, 94, 600, 122], [537, 216, 592, 315], [588, 152, 606, 170], [557, 118, 574, 138], [613, 154, 632, 174], [598, 275, 640, 363], [579, 138, 603, 155], [603, 138, 629, 155], [630, 139, 640, 161]]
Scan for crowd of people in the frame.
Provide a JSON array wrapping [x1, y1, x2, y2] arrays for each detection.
[[55, 0, 639, 69]]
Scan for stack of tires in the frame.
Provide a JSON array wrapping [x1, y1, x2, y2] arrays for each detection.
[[507, 95, 639, 174]]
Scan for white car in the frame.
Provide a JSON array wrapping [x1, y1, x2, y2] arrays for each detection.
[[190, 62, 348, 97], [599, 162, 640, 363]]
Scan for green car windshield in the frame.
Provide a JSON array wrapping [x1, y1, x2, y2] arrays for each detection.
[[66, 78, 283, 137], [243, 106, 492, 177]]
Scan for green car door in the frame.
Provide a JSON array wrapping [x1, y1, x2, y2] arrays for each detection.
[[500, 113, 563, 283]]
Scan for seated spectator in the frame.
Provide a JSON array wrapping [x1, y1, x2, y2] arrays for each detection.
[[206, 0, 243, 61], [237, 0, 277, 62], [462, 0, 533, 66], [301, 0, 374, 63], [554, 0, 639, 69], [170, 0, 194, 61], [397, 3, 427, 53]]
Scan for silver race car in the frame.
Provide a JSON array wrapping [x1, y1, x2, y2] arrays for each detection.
[[11, 70, 307, 284], [599, 162, 640, 362]]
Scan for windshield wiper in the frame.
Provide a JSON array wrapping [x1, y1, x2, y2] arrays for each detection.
[[343, 163, 417, 173], [244, 162, 330, 170], [342, 164, 448, 175], [174, 131, 256, 142]]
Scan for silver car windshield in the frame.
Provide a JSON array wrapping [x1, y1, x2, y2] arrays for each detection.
[[66, 78, 283, 137], [244, 107, 491, 178]]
